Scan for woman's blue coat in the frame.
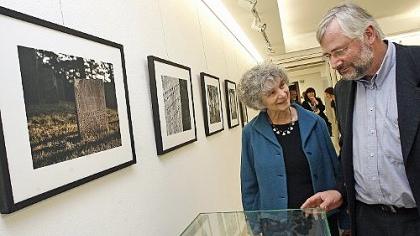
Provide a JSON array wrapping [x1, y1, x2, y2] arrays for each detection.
[[241, 104, 341, 211]]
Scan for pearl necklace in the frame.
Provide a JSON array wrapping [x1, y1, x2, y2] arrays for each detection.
[[268, 108, 295, 136]]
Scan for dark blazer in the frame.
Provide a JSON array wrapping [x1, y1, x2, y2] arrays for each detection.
[[334, 43, 420, 233]]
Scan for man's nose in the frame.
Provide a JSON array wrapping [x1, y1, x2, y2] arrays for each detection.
[[329, 56, 343, 70]]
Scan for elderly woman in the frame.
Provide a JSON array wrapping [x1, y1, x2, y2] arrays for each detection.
[[238, 63, 345, 235]]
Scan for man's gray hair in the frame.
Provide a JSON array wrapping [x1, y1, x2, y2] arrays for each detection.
[[316, 3, 385, 43], [238, 63, 289, 110]]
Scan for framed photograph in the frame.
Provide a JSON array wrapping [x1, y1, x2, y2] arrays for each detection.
[[239, 102, 249, 127], [147, 56, 197, 155], [200, 72, 224, 136], [225, 80, 240, 128], [0, 6, 136, 213]]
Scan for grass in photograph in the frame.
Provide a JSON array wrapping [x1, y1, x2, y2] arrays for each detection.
[[27, 101, 122, 169]]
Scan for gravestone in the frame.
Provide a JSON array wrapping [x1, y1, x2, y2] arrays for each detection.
[[162, 75, 184, 135], [74, 79, 109, 139]]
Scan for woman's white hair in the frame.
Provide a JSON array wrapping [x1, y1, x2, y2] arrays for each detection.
[[316, 3, 384, 43], [237, 63, 288, 110]]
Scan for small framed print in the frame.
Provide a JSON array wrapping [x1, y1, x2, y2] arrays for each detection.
[[147, 55, 197, 155], [200, 72, 224, 136], [0, 6, 136, 213], [225, 80, 240, 128], [239, 102, 249, 127]]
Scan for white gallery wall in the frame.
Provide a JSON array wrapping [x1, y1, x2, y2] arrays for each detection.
[[0, 0, 255, 235]]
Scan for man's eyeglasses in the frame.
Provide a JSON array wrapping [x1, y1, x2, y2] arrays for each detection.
[[322, 39, 355, 61]]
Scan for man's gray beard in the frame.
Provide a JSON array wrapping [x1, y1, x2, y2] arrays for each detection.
[[340, 44, 374, 80]]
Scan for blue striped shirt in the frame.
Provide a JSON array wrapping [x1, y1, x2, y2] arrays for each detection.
[[352, 41, 416, 208]]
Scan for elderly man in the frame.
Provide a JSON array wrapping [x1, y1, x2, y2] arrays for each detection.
[[301, 3, 420, 236]]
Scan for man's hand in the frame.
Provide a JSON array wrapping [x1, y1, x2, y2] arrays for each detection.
[[300, 190, 343, 212]]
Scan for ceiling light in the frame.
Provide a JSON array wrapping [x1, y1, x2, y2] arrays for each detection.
[[237, 0, 257, 10], [248, 1, 275, 54], [251, 18, 266, 32], [201, 0, 263, 62]]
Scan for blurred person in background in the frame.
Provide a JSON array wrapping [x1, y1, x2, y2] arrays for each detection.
[[302, 87, 332, 136]]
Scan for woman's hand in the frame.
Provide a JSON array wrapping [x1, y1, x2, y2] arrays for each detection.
[[300, 190, 343, 212], [309, 96, 318, 105]]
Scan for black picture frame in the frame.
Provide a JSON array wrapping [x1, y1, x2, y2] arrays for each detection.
[[239, 102, 249, 127], [147, 55, 197, 155], [225, 80, 240, 128], [0, 6, 136, 213], [200, 72, 224, 136]]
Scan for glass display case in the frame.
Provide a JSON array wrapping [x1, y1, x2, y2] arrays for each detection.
[[180, 209, 330, 236]]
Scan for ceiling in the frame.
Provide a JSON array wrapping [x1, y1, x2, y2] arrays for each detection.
[[221, 0, 420, 63]]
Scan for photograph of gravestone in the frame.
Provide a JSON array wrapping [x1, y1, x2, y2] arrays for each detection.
[[161, 75, 191, 136], [0, 7, 136, 214], [200, 72, 224, 137], [225, 80, 239, 128], [18, 46, 122, 169], [228, 88, 238, 120], [207, 85, 221, 124], [148, 55, 197, 154]]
